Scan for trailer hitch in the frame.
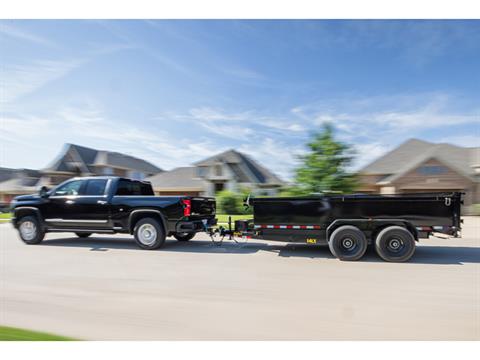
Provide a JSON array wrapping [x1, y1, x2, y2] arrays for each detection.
[[204, 216, 250, 246]]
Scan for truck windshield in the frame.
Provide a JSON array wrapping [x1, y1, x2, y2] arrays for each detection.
[[115, 179, 154, 196]]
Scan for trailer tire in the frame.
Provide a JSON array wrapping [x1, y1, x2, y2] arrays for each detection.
[[375, 226, 415, 262], [173, 232, 195, 241], [134, 217, 166, 250], [328, 225, 367, 261]]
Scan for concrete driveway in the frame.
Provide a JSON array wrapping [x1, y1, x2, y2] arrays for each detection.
[[1, 218, 479, 340]]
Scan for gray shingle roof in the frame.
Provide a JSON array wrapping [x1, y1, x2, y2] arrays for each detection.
[[0, 167, 18, 182], [0, 169, 42, 193], [360, 138, 480, 182], [45, 144, 162, 175], [194, 149, 283, 185], [146, 167, 205, 189]]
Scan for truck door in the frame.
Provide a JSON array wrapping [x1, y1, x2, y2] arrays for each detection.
[[46, 178, 111, 229]]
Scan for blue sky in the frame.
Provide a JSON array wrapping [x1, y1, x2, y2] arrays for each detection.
[[1, 20, 479, 180]]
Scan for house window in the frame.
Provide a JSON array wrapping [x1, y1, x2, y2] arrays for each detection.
[[215, 165, 222, 176], [214, 183, 224, 193], [129, 171, 145, 180], [103, 167, 114, 175], [416, 165, 447, 176], [197, 167, 207, 178]]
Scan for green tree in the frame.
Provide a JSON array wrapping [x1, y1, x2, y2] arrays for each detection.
[[286, 123, 357, 195]]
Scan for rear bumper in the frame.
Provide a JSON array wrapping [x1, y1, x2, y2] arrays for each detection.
[[175, 217, 217, 233]]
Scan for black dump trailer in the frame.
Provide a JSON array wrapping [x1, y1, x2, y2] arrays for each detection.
[[225, 192, 463, 262]]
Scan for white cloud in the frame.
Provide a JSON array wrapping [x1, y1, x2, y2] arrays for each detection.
[[0, 22, 55, 47], [1, 59, 85, 105]]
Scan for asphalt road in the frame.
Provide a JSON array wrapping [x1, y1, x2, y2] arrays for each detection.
[[1, 218, 479, 340]]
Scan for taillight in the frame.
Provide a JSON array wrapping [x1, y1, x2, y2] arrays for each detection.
[[182, 199, 191, 217]]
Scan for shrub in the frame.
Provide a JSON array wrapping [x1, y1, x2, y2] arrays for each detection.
[[216, 189, 254, 215], [217, 190, 241, 214]]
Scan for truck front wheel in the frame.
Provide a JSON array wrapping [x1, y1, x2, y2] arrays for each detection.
[[134, 217, 166, 250], [173, 232, 195, 241], [375, 226, 415, 262], [17, 215, 45, 245], [328, 225, 367, 261]]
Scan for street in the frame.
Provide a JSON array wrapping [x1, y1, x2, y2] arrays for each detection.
[[1, 218, 479, 340]]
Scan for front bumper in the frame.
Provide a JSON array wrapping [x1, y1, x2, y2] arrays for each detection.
[[175, 217, 217, 232]]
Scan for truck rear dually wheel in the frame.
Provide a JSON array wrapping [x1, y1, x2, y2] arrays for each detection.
[[75, 233, 92, 238], [134, 217, 166, 250], [173, 232, 195, 241], [328, 225, 367, 261], [375, 226, 415, 262]]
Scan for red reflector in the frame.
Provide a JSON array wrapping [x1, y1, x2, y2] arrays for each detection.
[[182, 199, 191, 217]]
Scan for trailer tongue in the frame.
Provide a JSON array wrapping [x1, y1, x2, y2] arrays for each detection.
[[212, 192, 463, 263]]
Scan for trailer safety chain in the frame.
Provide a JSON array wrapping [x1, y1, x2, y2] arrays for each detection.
[[204, 225, 249, 247]]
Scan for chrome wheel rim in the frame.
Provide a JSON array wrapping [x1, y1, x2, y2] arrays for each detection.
[[20, 221, 37, 241], [342, 237, 355, 250], [138, 224, 157, 246], [387, 238, 403, 252]]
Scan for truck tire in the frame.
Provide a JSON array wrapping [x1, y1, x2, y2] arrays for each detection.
[[328, 225, 367, 261], [75, 233, 92, 238], [134, 217, 166, 250], [17, 215, 45, 245], [173, 232, 195, 241], [375, 226, 415, 262]]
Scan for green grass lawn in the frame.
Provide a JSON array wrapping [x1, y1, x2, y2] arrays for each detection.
[[0, 326, 76, 341], [0, 212, 11, 220], [216, 214, 252, 227]]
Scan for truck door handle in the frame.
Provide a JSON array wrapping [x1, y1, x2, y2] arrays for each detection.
[[97, 200, 107, 205], [65, 200, 75, 205]]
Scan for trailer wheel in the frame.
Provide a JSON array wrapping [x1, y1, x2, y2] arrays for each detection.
[[328, 225, 367, 261], [134, 217, 166, 250], [375, 226, 415, 262], [173, 232, 195, 241]]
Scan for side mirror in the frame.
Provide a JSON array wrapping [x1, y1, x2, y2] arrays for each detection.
[[39, 186, 50, 198]]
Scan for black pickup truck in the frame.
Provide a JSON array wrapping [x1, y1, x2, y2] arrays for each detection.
[[10, 176, 216, 249]]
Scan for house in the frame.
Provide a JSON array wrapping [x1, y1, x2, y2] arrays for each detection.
[[0, 143, 163, 202], [0, 168, 43, 203], [358, 139, 480, 213], [41, 143, 163, 185], [147, 149, 284, 196]]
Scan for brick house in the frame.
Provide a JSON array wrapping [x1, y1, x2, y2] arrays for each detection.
[[0, 143, 162, 202], [358, 139, 480, 213], [146, 149, 284, 196]]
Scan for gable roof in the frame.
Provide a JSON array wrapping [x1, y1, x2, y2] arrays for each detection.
[[0, 169, 43, 194], [146, 167, 205, 190], [194, 149, 284, 185], [0, 167, 18, 183], [360, 138, 480, 182], [45, 143, 162, 175]]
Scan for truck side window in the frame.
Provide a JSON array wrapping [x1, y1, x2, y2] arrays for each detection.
[[84, 179, 108, 196], [115, 179, 154, 196], [53, 180, 84, 196]]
